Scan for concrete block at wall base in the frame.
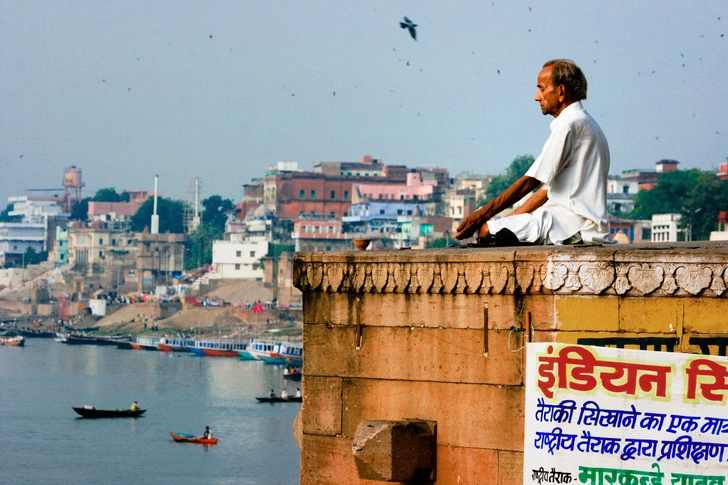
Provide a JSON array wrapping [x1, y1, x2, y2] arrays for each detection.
[[303, 324, 523, 386], [352, 420, 436, 482], [341, 378, 524, 451], [302, 434, 514, 485], [303, 292, 555, 332], [301, 376, 342, 436]]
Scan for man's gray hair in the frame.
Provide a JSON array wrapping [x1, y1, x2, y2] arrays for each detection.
[[543, 59, 588, 101]]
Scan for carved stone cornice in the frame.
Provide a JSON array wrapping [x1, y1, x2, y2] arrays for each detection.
[[293, 243, 728, 297]]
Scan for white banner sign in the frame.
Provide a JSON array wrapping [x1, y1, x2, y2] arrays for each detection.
[[524, 343, 728, 485]]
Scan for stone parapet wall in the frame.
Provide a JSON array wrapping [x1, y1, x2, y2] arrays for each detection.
[[294, 242, 728, 485]]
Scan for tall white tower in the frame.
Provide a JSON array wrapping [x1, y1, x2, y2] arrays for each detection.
[[151, 175, 159, 234]]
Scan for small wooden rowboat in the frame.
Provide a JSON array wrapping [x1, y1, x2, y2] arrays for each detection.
[[169, 432, 218, 444], [1, 335, 25, 346], [72, 407, 146, 418], [255, 396, 302, 403]]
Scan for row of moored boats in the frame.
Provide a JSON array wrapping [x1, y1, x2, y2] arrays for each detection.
[[54, 334, 303, 366]]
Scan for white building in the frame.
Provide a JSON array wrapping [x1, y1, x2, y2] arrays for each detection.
[[8, 196, 66, 224], [210, 235, 269, 280], [651, 214, 683, 242], [0, 223, 46, 266]]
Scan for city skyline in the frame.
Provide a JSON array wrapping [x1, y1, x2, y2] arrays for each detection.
[[1, 1, 726, 206]]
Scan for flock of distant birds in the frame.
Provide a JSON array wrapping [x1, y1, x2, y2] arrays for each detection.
[[12, 12, 725, 162]]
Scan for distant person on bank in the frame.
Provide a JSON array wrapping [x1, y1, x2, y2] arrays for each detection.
[[456, 59, 616, 246]]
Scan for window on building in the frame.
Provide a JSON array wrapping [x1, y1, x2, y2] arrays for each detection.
[[236, 251, 241, 257], [111, 239, 116, 246], [235, 264, 240, 270], [250, 251, 255, 257], [622, 185, 629, 194], [458, 207, 463, 215], [99, 238, 103, 245], [330, 212, 335, 219], [380, 209, 385, 215], [331, 190, 335, 199], [407, 210, 412, 215], [400, 195, 405, 200], [344, 191, 349, 199], [397, 209, 403, 215], [311, 190, 316, 199], [378, 194, 383, 200], [300, 190, 305, 198], [356, 173, 360, 176], [99, 251, 103, 258]]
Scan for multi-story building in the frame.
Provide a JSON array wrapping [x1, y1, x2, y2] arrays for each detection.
[[136, 230, 186, 292], [210, 234, 269, 280], [7, 195, 70, 255], [68, 221, 139, 285], [50, 226, 70, 268], [651, 214, 683, 242], [343, 201, 426, 238], [352, 171, 438, 203], [292, 219, 351, 252], [0, 222, 45, 266], [261, 156, 449, 221]]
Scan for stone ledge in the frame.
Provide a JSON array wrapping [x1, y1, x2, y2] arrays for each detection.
[[293, 242, 728, 298]]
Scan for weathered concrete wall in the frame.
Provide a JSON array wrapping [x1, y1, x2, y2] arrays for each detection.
[[294, 242, 728, 484]]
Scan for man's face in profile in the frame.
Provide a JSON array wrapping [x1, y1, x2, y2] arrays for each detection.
[[534, 65, 561, 117]]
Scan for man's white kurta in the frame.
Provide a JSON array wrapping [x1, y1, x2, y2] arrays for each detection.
[[488, 101, 613, 244]]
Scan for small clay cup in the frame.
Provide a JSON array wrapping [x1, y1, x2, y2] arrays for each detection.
[[353, 239, 371, 251]]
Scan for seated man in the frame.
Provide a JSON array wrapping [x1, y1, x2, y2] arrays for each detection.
[[281, 389, 289, 399], [456, 59, 615, 246], [268, 389, 276, 399], [130, 401, 140, 411], [203, 426, 212, 439]]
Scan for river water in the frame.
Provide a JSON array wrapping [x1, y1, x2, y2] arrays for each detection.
[[0, 339, 301, 485]]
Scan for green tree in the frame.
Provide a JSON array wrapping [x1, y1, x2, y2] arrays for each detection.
[[627, 169, 728, 241], [627, 170, 702, 220], [478, 155, 535, 206], [23, 246, 48, 266], [70, 198, 91, 220], [130, 197, 185, 233], [682, 171, 728, 241], [202, 195, 234, 229], [185, 221, 224, 270], [0, 203, 19, 222], [92, 188, 123, 202]]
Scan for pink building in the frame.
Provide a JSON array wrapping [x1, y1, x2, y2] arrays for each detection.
[[292, 219, 352, 252], [353, 172, 438, 203]]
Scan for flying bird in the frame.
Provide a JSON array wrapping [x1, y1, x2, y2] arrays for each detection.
[[400, 16, 417, 41]]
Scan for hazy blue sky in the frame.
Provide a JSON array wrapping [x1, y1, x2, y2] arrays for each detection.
[[1, 1, 726, 207]]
